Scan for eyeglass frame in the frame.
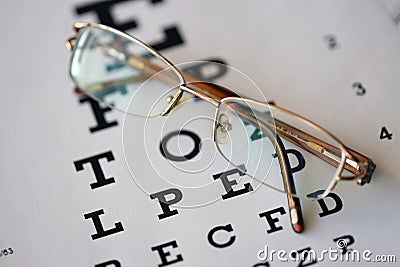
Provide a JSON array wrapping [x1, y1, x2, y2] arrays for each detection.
[[66, 22, 376, 233]]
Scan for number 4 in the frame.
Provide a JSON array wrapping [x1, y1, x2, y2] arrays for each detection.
[[380, 127, 393, 140]]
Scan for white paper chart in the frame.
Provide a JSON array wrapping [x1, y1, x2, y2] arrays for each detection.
[[1, 0, 399, 266]]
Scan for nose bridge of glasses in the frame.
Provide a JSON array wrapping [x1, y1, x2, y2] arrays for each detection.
[[180, 82, 239, 107]]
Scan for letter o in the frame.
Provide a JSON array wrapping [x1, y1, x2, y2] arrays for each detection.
[[160, 130, 201, 161]]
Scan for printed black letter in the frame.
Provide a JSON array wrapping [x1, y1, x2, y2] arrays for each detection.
[[74, 151, 116, 190], [151, 240, 183, 267], [84, 209, 124, 240], [150, 188, 183, 219]]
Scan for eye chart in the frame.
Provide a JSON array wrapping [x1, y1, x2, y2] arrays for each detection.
[[1, 0, 399, 266]]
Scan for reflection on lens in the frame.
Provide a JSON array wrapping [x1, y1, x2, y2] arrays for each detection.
[[69, 26, 182, 117]]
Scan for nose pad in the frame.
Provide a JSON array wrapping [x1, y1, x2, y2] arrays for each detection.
[[160, 90, 183, 116], [216, 114, 232, 144], [166, 95, 175, 103]]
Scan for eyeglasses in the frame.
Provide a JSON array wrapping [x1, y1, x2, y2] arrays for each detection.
[[66, 22, 376, 233]]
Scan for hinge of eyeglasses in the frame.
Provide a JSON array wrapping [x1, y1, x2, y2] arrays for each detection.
[[66, 37, 76, 51], [357, 159, 376, 185], [73, 22, 89, 32], [160, 90, 183, 116]]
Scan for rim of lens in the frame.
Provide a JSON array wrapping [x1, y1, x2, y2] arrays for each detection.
[[69, 23, 185, 117], [214, 96, 348, 199], [213, 97, 278, 194]]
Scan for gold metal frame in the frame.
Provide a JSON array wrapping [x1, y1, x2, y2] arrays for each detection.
[[66, 23, 376, 233]]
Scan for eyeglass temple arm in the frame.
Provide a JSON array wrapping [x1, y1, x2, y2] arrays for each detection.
[[232, 106, 304, 233], [274, 132, 305, 233]]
